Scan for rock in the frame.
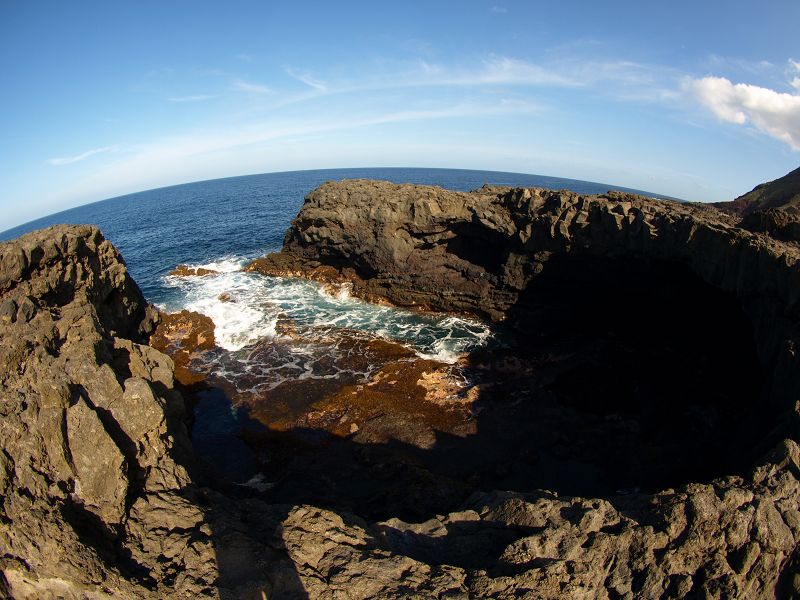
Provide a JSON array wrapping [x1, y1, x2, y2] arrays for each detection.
[[714, 165, 800, 216], [246, 180, 800, 414], [169, 264, 219, 277], [0, 298, 16, 323], [713, 166, 800, 241], [149, 309, 217, 386], [16, 296, 36, 322], [242, 178, 800, 597], [740, 206, 800, 241], [4, 188, 800, 600], [0, 225, 203, 598]]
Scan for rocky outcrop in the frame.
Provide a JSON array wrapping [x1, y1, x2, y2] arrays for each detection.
[[715, 166, 800, 217], [246, 180, 800, 408], [4, 195, 800, 599], [244, 178, 800, 597], [169, 264, 219, 277], [714, 166, 800, 241], [0, 225, 206, 598]]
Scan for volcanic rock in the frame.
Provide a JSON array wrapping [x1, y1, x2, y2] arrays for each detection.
[[3, 184, 800, 600], [243, 178, 800, 597], [150, 309, 217, 386], [169, 264, 219, 277]]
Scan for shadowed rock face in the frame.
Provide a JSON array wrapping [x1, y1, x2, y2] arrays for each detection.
[[3, 190, 800, 600], [245, 179, 800, 595]]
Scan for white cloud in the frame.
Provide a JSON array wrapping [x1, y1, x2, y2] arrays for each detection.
[[48, 146, 118, 166], [492, 6, 507, 13], [168, 94, 214, 103], [232, 79, 273, 94], [235, 53, 253, 62], [686, 72, 800, 150], [285, 67, 327, 92]]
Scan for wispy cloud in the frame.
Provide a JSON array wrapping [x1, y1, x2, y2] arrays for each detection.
[[235, 53, 253, 62], [341, 55, 675, 94], [449, 56, 577, 86], [492, 6, 508, 13], [285, 67, 328, 92], [48, 145, 118, 166], [685, 60, 800, 150], [232, 79, 274, 94], [168, 94, 214, 103]]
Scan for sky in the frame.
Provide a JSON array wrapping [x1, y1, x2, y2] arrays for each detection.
[[1, 1, 799, 231]]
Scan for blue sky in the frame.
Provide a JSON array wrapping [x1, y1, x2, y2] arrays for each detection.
[[1, 1, 799, 231]]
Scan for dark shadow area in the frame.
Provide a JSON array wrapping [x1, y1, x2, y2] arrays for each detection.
[[445, 220, 513, 272], [180, 384, 311, 598], [190, 386, 264, 485], [190, 255, 781, 578], [498, 254, 770, 491]]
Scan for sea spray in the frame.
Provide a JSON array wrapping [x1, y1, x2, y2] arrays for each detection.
[[162, 256, 493, 361]]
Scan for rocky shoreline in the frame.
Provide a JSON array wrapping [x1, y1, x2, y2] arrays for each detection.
[[2, 177, 800, 598]]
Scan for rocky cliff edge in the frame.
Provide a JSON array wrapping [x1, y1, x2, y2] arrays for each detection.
[[3, 202, 800, 598]]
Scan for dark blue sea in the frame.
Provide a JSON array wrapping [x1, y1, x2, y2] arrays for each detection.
[[1, 167, 673, 481]]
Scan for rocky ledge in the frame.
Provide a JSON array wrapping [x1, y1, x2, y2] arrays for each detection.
[[2, 179, 800, 598]]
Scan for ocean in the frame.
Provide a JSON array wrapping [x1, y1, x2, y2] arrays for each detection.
[[1, 167, 672, 482]]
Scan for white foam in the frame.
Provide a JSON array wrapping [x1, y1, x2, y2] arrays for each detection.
[[186, 292, 277, 351], [162, 255, 494, 373], [191, 256, 246, 273]]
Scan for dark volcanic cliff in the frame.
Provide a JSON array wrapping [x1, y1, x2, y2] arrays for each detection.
[[3, 191, 800, 598], [247, 180, 800, 411]]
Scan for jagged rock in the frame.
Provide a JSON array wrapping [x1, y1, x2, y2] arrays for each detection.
[[3, 188, 800, 600], [243, 178, 800, 597], [169, 264, 219, 277], [0, 225, 202, 598]]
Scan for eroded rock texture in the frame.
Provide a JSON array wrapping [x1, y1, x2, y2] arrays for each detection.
[[0, 225, 205, 598], [245, 179, 800, 597], [2, 184, 800, 599]]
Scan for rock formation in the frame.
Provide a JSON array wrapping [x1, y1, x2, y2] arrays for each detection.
[[246, 179, 800, 597], [714, 166, 800, 241], [2, 178, 800, 598], [715, 166, 800, 216], [169, 264, 219, 277]]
